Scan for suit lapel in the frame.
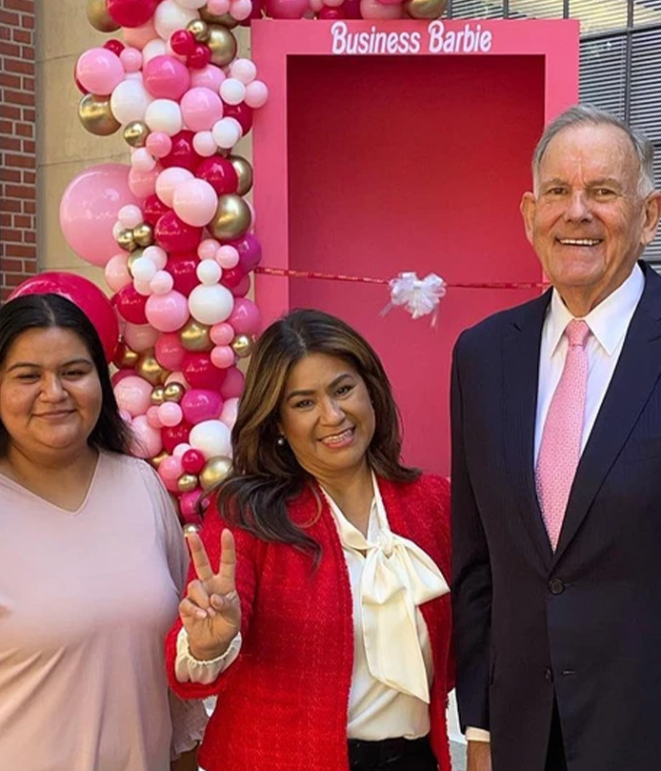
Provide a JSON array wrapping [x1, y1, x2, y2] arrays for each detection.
[[502, 291, 555, 566], [554, 265, 661, 560]]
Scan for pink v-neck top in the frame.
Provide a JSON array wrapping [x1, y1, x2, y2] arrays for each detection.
[[0, 451, 195, 771]]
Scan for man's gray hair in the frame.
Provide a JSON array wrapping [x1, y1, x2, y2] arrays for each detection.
[[532, 104, 656, 196]]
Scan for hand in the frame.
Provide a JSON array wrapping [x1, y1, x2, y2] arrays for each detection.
[[179, 528, 241, 661], [467, 740, 492, 771]]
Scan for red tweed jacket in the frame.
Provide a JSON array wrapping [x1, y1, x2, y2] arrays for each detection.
[[165, 474, 454, 771]]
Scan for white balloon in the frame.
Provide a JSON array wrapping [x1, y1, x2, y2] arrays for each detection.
[[245, 80, 269, 109], [193, 130, 217, 157], [145, 98, 183, 136], [118, 204, 143, 229], [196, 259, 222, 286], [189, 419, 232, 459], [134, 279, 153, 296], [220, 397, 239, 429], [175, 0, 207, 7], [131, 256, 158, 283], [154, 0, 199, 40], [155, 166, 194, 207], [188, 283, 234, 325], [142, 38, 168, 64], [219, 78, 246, 106], [143, 245, 168, 270], [212, 117, 242, 150], [110, 78, 152, 124], [230, 59, 257, 85]]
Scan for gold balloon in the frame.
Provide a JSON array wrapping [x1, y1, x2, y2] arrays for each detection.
[[136, 351, 167, 387], [178, 474, 199, 493], [151, 386, 166, 406], [183, 523, 201, 536], [133, 222, 155, 248], [117, 228, 137, 252], [164, 382, 186, 403], [86, 0, 120, 31], [200, 457, 232, 491], [180, 319, 213, 352], [126, 248, 145, 274], [211, 194, 252, 240], [187, 18, 210, 41], [123, 121, 150, 148], [200, 6, 240, 27], [206, 25, 238, 66], [150, 450, 169, 468], [404, 0, 447, 18], [231, 334, 254, 359], [78, 94, 121, 136], [117, 344, 139, 369], [228, 155, 253, 196]]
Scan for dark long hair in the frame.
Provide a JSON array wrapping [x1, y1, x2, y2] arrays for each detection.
[[0, 293, 131, 456], [215, 309, 420, 557]]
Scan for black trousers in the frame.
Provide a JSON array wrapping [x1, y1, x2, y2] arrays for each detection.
[[545, 700, 568, 771], [348, 736, 438, 771]]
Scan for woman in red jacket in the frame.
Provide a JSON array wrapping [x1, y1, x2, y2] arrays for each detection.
[[165, 309, 453, 771]]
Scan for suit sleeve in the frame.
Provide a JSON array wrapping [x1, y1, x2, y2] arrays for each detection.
[[165, 502, 259, 700], [451, 332, 493, 733]]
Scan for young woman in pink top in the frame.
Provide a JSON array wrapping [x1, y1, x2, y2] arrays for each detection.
[[0, 293, 206, 771]]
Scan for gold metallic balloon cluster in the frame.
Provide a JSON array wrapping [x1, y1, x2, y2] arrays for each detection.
[[151, 381, 186, 405], [176, 456, 232, 494], [185, 19, 238, 66], [118, 223, 155, 254], [403, 0, 448, 17]]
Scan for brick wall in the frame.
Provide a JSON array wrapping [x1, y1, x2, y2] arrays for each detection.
[[0, 0, 36, 302]]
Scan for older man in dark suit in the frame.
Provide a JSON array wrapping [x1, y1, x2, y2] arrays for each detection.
[[451, 104, 661, 771]]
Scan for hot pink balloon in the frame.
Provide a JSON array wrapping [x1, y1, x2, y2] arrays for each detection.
[[130, 414, 164, 458], [114, 375, 153, 417], [181, 389, 223, 425], [172, 178, 218, 227], [219, 366, 245, 399], [155, 332, 186, 370], [59, 163, 139, 268], [228, 297, 262, 336], [179, 490, 204, 523], [76, 48, 124, 95], [143, 55, 191, 100], [182, 352, 227, 390], [162, 422, 192, 454], [145, 290, 190, 332], [180, 87, 224, 132], [154, 211, 202, 253]]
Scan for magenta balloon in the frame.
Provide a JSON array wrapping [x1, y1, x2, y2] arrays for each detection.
[[155, 331, 186, 370], [155, 210, 203, 253], [59, 163, 140, 268], [228, 297, 262, 336], [219, 366, 245, 399], [181, 388, 223, 425], [229, 233, 262, 272], [143, 55, 191, 100], [265, 0, 309, 17], [9, 271, 120, 362], [107, 0, 159, 27], [114, 283, 148, 324]]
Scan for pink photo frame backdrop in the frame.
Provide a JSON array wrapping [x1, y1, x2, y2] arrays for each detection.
[[252, 20, 579, 474]]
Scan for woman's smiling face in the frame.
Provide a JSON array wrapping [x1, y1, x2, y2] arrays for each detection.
[[279, 352, 375, 482]]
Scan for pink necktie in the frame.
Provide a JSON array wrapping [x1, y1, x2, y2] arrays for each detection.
[[536, 319, 590, 551]]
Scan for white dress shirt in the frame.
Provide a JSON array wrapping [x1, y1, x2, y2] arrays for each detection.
[[466, 263, 645, 744], [176, 473, 450, 741]]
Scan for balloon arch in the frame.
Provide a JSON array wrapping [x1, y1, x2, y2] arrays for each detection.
[[18, 0, 448, 526]]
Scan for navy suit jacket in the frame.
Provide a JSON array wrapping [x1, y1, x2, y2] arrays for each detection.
[[451, 261, 661, 771]]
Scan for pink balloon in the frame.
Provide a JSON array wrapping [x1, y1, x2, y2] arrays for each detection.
[[219, 366, 245, 399], [158, 455, 184, 492], [143, 55, 191, 100], [210, 345, 235, 369], [145, 290, 190, 332], [180, 87, 224, 133], [220, 396, 239, 429], [360, 0, 402, 16], [105, 253, 132, 292], [158, 401, 184, 427], [147, 405, 164, 428], [155, 166, 194, 208], [210, 322, 235, 346], [155, 332, 186, 371], [128, 164, 161, 198], [228, 297, 262, 335], [190, 64, 225, 92], [120, 46, 143, 72], [114, 375, 153, 417], [112, 368, 136, 387], [123, 322, 160, 352], [121, 19, 158, 49], [146, 131, 172, 158], [76, 48, 124, 95], [59, 164, 139, 268], [181, 388, 223, 425], [207, 0, 231, 13], [130, 414, 163, 458], [172, 178, 218, 227]]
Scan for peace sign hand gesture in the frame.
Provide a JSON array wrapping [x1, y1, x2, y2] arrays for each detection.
[[179, 528, 242, 662]]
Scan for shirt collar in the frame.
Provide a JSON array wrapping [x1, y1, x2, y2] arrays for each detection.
[[547, 263, 644, 357]]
